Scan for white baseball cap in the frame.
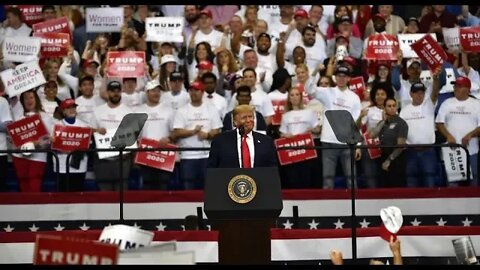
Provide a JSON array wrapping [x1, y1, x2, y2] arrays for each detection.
[[406, 58, 422, 69], [20, 142, 35, 156], [145, 80, 161, 91], [160, 54, 177, 66], [379, 206, 403, 242]]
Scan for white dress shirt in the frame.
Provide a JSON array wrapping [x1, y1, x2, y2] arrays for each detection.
[[236, 129, 255, 168]]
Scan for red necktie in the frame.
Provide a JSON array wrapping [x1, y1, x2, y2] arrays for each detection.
[[242, 135, 251, 168]]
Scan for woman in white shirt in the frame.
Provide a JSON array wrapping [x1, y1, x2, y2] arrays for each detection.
[[279, 87, 321, 189], [38, 59, 75, 101]]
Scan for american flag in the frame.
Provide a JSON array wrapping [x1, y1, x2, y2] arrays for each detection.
[[0, 188, 479, 264]]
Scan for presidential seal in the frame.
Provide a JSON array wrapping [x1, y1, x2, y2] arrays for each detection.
[[227, 175, 257, 204]]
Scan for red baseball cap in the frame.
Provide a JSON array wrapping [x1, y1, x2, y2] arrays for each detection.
[[373, 13, 386, 22], [200, 9, 213, 19], [83, 59, 100, 69], [196, 60, 214, 70], [452, 76, 471, 89], [189, 81, 205, 91], [294, 9, 309, 19], [60, 98, 78, 110], [342, 56, 357, 67]]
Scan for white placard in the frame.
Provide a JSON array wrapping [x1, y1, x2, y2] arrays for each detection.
[[98, 224, 154, 251], [439, 68, 456, 94], [0, 61, 46, 97], [420, 70, 433, 85], [86, 7, 124, 33], [145, 17, 184, 43], [443, 27, 460, 51], [441, 146, 472, 182], [119, 251, 195, 265], [93, 128, 138, 159], [2, 36, 41, 63], [398, 33, 437, 58]]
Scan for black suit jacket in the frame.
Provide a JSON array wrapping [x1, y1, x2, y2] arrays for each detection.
[[208, 129, 278, 168]]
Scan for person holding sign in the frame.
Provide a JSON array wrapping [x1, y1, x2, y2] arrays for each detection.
[[435, 76, 480, 186], [52, 99, 91, 192], [11, 89, 54, 192], [279, 87, 321, 189]]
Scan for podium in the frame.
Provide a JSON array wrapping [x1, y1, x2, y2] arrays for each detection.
[[204, 167, 283, 265]]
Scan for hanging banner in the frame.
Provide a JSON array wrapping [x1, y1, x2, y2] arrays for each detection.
[[6, 114, 49, 147], [443, 27, 460, 52], [106, 51, 146, 78], [134, 138, 177, 172], [145, 17, 184, 43], [32, 17, 71, 39], [397, 33, 437, 58], [2, 36, 41, 63], [0, 61, 47, 97], [51, 125, 92, 152], [365, 33, 400, 61], [99, 224, 154, 251], [32, 32, 70, 58], [459, 26, 480, 52], [410, 34, 448, 72], [441, 146, 473, 183], [362, 132, 381, 159], [274, 133, 317, 165], [85, 7, 124, 33], [348, 76, 366, 101], [271, 99, 287, 126]]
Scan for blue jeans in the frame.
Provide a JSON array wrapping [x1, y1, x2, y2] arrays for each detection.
[[322, 143, 356, 189], [405, 148, 438, 187], [179, 158, 208, 190]]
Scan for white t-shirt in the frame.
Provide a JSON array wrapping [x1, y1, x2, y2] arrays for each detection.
[[435, 97, 480, 154], [400, 98, 436, 144], [53, 118, 90, 173], [75, 95, 106, 125], [89, 103, 133, 130], [135, 103, 174, 140], [160, 90, 191, 111], [361, 106, 384, 131], [0, 97, 13, 155], [228, 88, 275, 117], [187, 28, 224, 51], [37, 83, 74, 101], [202, 92, 228, 120], [173, 102, 223, 159], [40, 99, 58, 118], [236, 66, 273, 93], [397, 80, 432, 109], [279, 108, 319, 135], [299, 36, 327, 72], [121, 91, 146, 109]]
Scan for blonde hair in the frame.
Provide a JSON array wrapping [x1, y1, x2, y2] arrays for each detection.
[[285, 87, 305, 112], [233, 104, 255, 119]]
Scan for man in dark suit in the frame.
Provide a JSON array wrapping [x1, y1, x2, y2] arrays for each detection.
[[208, 104, 277, 168]]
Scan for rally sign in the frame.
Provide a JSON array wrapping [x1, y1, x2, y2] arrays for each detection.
[[134, 138, 177, 172], [2, 36, 41, 63], [420, 70, 433, 85], [33, 234, 118, 265], [52, 125, 92, 152], [443, 27, 460, 52], [348, 76, 366, 101], [5, 5, 43, 26], [274, 133, 317, 165], [32, 32, 70, 58], [145, 17, 184, 43], [0, 61, 46, 97], [32, 17, 71, 39], [365, 33, 400, 61], [441, 146, 473, 183], [99, 224, 154, 251], [271, 99, 287, 126], [6, 114, 49, 147], [106, 51, 145, 78], [439, 68, 455, 94], [362, 132, 381, 159], [397, 33, 437, 58], [86, 7, 124, 33], [94, 129, 138, 159], [459, 26, 480, 52], [410, 34, 448, 72]]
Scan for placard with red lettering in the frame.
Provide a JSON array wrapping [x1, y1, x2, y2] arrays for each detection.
[[5, 5, 44, 26], [460, 26, 480, 52], [365, 33, 400, 61], [348, 76, 366, 101], [410, 34, 448, 72], [33, 234, 118, 265], [274, 133, 317, 165], [271, 99, 287, 126], [52, 125, 92, 152], [32, 17, 71, 39], [363, 132, 381, 159], [106, 51, 146, 78], [32, 32, 71, 58], [6, 114, 49, 147], [134, 138, 177, 172]]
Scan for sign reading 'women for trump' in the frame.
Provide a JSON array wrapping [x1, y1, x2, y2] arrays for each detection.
[[86, 7, 124, 33]]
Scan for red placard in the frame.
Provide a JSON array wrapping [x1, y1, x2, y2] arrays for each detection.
[[365, 33, 400, 61], [7, 114, 49, 147], [271, 99, 287, 126], [51, 125, 92, 152], [363, 132, 381, 159], [410, 34, 448, 72], [348, 76, 366, 101], [32, 32, 71, 58], [274, 133, 317, 165], [32, 17, 71, 39], [106, 51, 146, 78], [134, 138, 177, 172], [460, 26, 480, 52], [5, 5, 44, 26], [33, 234, 118, 265]]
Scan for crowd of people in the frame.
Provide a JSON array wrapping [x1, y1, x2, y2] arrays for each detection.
[[0, 5, 479, 192]]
